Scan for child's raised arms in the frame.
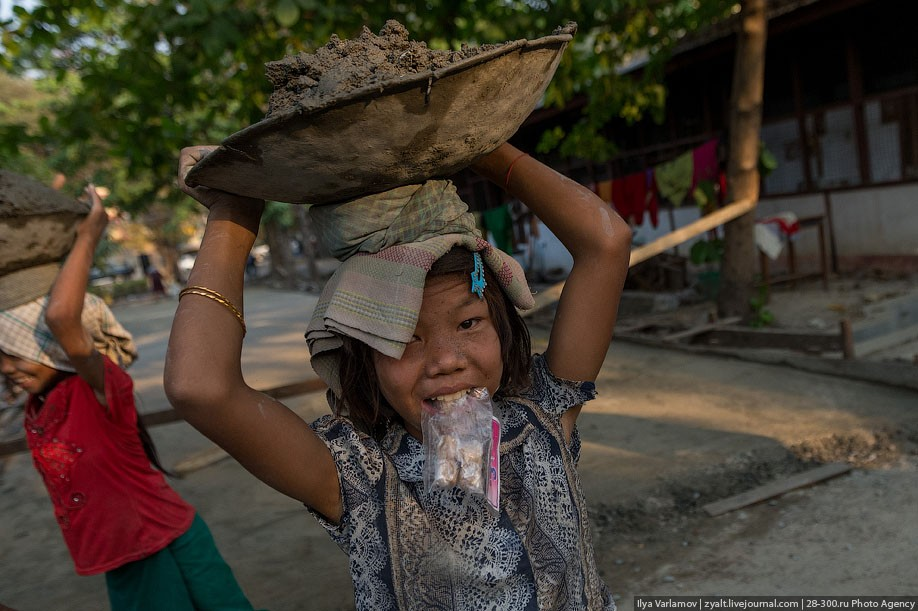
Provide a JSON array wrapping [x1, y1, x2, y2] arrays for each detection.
[[166, 142, 630, 516], [167, 146, 343, 522]]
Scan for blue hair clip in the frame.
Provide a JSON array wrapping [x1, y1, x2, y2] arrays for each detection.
[[471, 252, 487, 299]]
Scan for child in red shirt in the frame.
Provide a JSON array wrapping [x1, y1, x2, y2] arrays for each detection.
[[0, 185, 255, 611]]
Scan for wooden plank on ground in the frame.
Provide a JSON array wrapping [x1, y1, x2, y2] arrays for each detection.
[[702, 462, 852, 517], [0, 436, 27, 456], [172, 378, 329, 476], [615, 320, 660, 334], [140, 408, 184, 427], [0, 377, 328, 459], [702, 326, 844, 353], [261, 378, 327, 399], [662, 316, 741, 342], [173, 445, 230, 477], [140, 378, 328, 428]]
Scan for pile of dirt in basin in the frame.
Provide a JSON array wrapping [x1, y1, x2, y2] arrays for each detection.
[[264, 19, 509, 117]]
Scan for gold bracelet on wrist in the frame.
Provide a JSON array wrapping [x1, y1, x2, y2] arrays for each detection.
[[178, 285, 246, 335]]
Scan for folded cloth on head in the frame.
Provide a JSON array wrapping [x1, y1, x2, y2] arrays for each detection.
[[306, 180, 534, 397], [0, 293, 137, 372]]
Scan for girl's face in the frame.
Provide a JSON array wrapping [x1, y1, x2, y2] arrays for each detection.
[[0, 350, 61, 396], [372, 274, 504, 440]]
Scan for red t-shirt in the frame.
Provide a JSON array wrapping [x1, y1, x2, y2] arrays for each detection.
[[25, 356, 195, 575]]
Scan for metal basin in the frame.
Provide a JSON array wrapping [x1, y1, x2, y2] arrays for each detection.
[[185, 27, 573, 205], [0, 170, 88, 276]]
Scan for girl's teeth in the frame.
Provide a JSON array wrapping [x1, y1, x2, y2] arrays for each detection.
[[433, 390, 468, 403]]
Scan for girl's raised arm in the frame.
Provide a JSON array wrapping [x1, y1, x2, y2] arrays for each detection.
[[166, 146, 342, 522], [45, 185, 109, 398], [471, 143, 631, 424]]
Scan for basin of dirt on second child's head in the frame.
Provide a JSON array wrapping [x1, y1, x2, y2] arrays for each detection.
[[0, 170, 89, 276]]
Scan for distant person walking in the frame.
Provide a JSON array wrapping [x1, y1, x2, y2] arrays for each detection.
[[148, 267, 166, 299]]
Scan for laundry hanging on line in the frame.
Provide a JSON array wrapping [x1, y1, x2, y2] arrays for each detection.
[[593, 137, 721, 226]]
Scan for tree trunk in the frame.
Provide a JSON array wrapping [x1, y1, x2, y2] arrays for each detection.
[[262, 216, 297, 287], [719, 0, 767, 320], [294, 205, 321, 290], [153, 240, 180, 285]]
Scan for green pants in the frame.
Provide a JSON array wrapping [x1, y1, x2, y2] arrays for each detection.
[[105, 513, 256, 611]]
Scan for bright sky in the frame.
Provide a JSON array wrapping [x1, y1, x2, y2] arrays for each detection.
[[0, 0, 35, 21]]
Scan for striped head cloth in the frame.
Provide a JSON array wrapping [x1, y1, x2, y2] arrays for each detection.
[[305, 179, 534, 397], [0, 293, 137, 373]]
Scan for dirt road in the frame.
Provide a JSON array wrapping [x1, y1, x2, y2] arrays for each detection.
[[2, 285, 916, 610], [605, 454, 918, 604]]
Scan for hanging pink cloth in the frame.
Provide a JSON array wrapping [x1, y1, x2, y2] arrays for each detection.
[[692, 138, 719, 189]]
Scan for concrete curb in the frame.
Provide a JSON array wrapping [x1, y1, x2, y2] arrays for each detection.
[[615, 333, 918, 392]]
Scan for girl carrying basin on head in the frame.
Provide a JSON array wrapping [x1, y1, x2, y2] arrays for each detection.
[[0, 185, 257, 611], [168, 140, 631, 610]]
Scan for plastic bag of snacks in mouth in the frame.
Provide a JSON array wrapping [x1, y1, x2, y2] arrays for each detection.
[[421, 387, 500, 511]]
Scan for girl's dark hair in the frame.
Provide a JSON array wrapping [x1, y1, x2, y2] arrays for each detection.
[[337, 337, 394, 440], [136, 412, 175, 477], [337, 247, 532, 440]]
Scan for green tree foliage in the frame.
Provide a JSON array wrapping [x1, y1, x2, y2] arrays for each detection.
[[1, 0, 738, 210]]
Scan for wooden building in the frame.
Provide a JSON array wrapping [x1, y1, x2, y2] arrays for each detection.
[[457, 0, 918, 280]]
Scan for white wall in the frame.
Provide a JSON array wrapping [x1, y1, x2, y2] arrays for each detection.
[[511, 183, 918, 279], [761, 183, 918, 270], [509, 221, 574, 281]]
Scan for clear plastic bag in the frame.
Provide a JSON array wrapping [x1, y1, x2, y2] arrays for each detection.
[[421, 387, 499, 510]]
